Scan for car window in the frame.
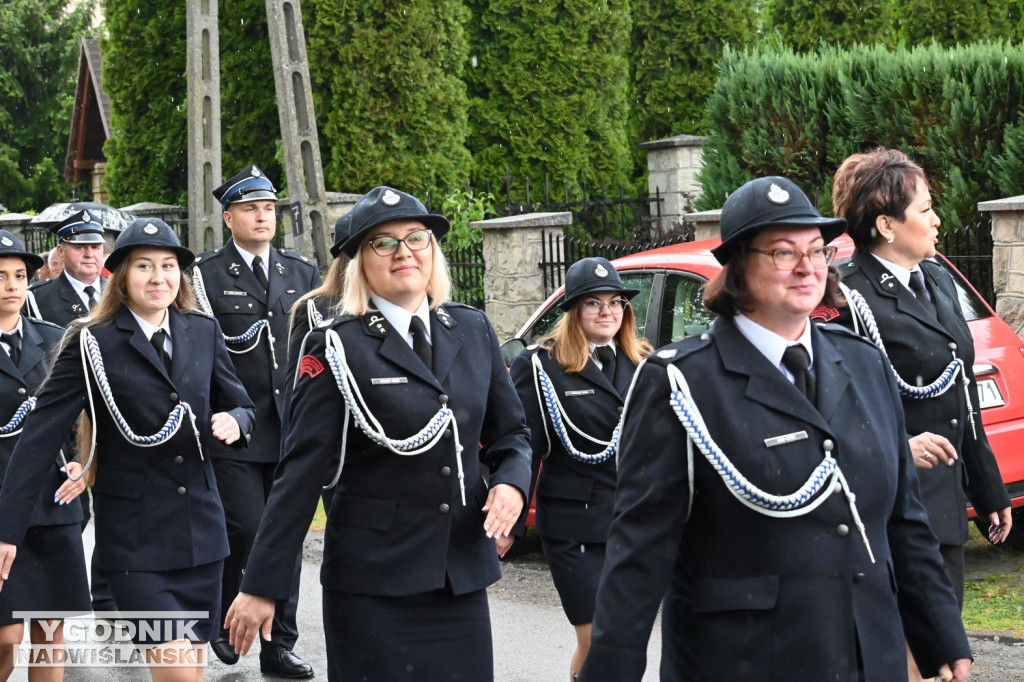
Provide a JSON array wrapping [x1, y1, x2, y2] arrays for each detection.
[[933, 259, 990, 322], [659, 273, 715, 345], [521, 272, 654, 344]]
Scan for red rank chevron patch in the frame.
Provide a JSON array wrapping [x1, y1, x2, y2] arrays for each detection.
[[811, 305, 840, 322], [299, 355, 324, 379]]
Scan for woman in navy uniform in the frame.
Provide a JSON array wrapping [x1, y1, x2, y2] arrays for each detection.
[[509, 256, 650, 681], [828, 148, 1011, 679], [227, 186, 532, 682], [0, 232, 90, 682], [0, 219, 255, 682], [578, 176, 972, 682]]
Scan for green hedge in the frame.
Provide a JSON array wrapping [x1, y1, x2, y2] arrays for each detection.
[[697, 41, 1024, 230]]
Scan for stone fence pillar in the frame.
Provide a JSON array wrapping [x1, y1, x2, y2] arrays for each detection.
[[688, 209, 721, 242], [473, 211, 573, 341], [979, 195, 1024, 339], [639, 134, 707, 233]]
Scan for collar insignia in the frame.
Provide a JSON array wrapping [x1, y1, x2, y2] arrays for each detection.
[[879, 272, 897, 290], [365, 313, 388, 336], [275, 261, 286, 276], [435, 306, 453, 328], [228, 262, 242, 276], [766, 183, 791, 205]]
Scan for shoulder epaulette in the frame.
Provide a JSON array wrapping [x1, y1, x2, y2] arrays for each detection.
[[28, 278, 54, 291], [277, 248, 317, 267]]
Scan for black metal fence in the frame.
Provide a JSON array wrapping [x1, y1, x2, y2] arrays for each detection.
[[442, 242, 485, 309], [941, 217, 994, 306]]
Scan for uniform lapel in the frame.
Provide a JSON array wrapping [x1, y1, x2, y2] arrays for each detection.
[[612, 353, 638, 397], [265, 248, 286, 310], [225, 240, 267, 302], [809, 323, 851, 423], [578, 356, 618, 397], [168, 308, 193, 384], [366, 312, 439, 387], [17, 319, 47, 379], [713, 316, 832, 434], [854, 252, 946, 335], [0, 340, 20, 383], [58, 274, 88, 318], [429, 307, 462, 386]]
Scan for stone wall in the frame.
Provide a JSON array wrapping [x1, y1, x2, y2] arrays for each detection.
[[639, 134, 707, 233], [472, 212, 572, 341], [979, 195, 1024, 339]]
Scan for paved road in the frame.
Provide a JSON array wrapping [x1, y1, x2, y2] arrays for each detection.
[[8, 526, 660, 681]]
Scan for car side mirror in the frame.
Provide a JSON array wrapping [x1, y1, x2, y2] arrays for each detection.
[[500, 338, 526, 368]]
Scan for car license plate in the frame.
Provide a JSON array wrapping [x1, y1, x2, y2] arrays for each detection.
[[977, 378, 1005, 409]]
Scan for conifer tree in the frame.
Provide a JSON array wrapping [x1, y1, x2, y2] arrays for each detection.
[[763, 0, 897, 53]]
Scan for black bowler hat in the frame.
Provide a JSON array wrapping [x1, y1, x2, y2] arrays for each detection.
[[50, 210, 106, 245], [0, 231, 44, 274], [333, 186, 450, 259], [559, 257, 640, 311], [711, 176, 846, 265], [104, 218, 195, 272], [329, 211, 354, 258], [213, 165, 278, 207]]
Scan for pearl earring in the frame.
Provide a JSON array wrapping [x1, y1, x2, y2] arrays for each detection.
[[887, 235, 894, 244]]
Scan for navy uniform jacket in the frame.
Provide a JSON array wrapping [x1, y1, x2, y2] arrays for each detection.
[[191, 240, 322, 463], [25, 272, 105, 326], [0, 316, 81, 528], [579, 316, 970, 682], [509, 344, 637, 541], [834, 253, 1009, 545], [241, 303, 532, 599], [0, 307, 255, 572]]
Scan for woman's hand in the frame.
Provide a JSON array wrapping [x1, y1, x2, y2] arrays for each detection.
[[225, 592, 275, 655], [0, 542, 17, 592], [909, 432, 956, 469], [482, 483, 525, 540], [211, 412, 241, 445], [54, 461, 87, 505], [495, 535, 515, 558], [987, 506, 1013, 544]]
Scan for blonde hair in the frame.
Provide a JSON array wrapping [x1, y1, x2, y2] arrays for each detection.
[[337, 235, 451, 316], [541, 300, 652, 373], [54, 247, 198, 486]]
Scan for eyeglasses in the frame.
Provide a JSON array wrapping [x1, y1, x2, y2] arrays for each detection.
[[749, 245, 837, 270], [365, 229, 432, 257], [580, 298, 629, 314]]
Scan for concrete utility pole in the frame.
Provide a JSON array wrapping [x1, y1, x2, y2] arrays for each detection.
[[185, 0, 223, 253], [265, 0, 330, 267]]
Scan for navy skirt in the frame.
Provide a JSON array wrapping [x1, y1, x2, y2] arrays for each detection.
[[323, 587, 492, 682], [541, 536, 606, 625], [0, 522, 91, 626], [103, 559, 223, 646]]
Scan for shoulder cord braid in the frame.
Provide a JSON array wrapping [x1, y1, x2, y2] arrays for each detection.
[[841, 283, 976, 439], [530, 353, 621, 464], [306, 298, 323, 330], [0, 397, 36, 438], [60, 328, 204, 483], [317, 328, 466, 505], [665, 361, 875, 563], [190, 266, 278, 369]]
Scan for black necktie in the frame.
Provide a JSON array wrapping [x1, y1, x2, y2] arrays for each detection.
[[151, 329, 172, 372], [409, 316, 432, 373], [83, 285, 97, 310], [782, 344, 815, 404], [908, 270, 936, 318], [3, 331, 20, 366], [596, 345, 616, 383], [252, 256, 269, 292]]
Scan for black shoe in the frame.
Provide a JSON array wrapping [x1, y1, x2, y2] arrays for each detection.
[[260, 645, 314, 679], [210, 637, 239, 665]]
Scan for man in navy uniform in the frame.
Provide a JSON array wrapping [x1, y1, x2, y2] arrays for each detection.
[[25, 210, 105, 324], [23, 210, 115, 616], [192, 165, 320, 678]]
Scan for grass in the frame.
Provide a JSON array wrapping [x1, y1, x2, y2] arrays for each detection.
[[962, 523, 1024, 637], [310, 498, 327, 531]]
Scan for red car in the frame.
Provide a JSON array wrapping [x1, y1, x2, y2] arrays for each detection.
[[505, 235, 1024, 545]]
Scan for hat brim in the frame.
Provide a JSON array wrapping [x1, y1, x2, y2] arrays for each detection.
[[60, 233, 107, 245], [225, 189, 278, 205], [559, 284, 641, 311], [710, 216, 846, 265], [0, 252, 45, 273], [334, 213, 451, 259], [105, 244, 196, 273]]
